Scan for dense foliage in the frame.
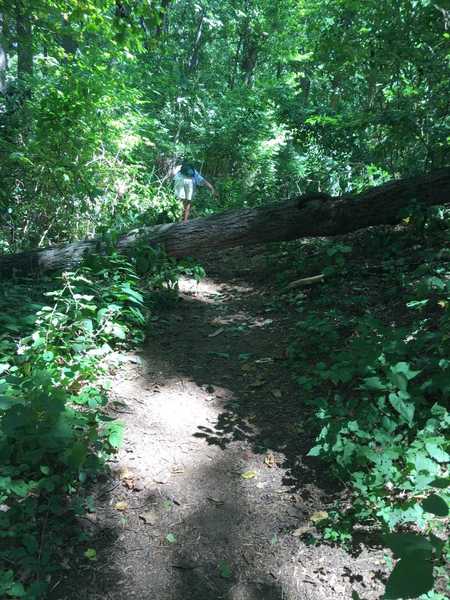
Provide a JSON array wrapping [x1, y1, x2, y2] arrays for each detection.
[[281, 216, 450, 598], [0, 0, 449, 598]]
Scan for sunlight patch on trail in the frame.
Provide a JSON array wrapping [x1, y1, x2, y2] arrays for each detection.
[[178, 275, 224, 297], [110, 371, 236, 487]]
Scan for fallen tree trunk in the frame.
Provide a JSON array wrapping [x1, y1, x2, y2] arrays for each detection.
[[1, 168, 449, 277]]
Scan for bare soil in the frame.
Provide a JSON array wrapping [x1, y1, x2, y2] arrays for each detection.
[[51, 247, 388, 600]]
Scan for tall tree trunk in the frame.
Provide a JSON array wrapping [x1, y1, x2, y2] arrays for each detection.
[[1, 169, 449, 277], [16, 0, 33, 80], [188, 9, 205, 72], [155, 0, 171, 38], [0, 11, 7, 94], [240, 27, 259, 87], [60, 16, 78, 55], [229, 35, 243, 89]]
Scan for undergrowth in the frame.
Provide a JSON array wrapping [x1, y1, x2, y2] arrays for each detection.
[[280, 212, 450, 599], [0, 246, 203, 599]]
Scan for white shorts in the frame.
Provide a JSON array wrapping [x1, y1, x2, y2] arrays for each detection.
[[174, 174, 194, 202]]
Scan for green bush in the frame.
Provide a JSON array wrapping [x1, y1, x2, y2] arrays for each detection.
[[287, 235, 450, 599], [0, 247, 193, 598]]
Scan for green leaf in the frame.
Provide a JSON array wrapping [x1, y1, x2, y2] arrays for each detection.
[[107, 423, 124, 449], [120, 284, 143, 304], [425, 441, 449, 463], [81, 319, 94, 334], [166, 533, 176, 543], [218, 560, 232, 579], [7, 581, 26, 597], [430, 477, 450, 489], [0, 395, 19, 410], [382, 533, 433, 559], [390, 362, 420, 381], [307, 445, 322, 457], [421, 494, 449, 517], [388, 392, 415, 426], [42, 351, 54, 362], [112, 323, 126, 339], [425, 276, 446, 291], [65, 442, 87, 469], [384, 555, 433, 599], [10, 480, 30, 497], [84, 548, 97, 560], [362, 376, 387, 391]]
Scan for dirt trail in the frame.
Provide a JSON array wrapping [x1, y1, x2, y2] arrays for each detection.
[[53, 249, 386, 600]]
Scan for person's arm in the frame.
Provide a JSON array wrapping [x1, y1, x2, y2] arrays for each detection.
[[202, 178, 218, 196], [194, 170, 218, 196]]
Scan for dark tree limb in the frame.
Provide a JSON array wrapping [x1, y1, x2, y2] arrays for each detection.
[[1, 168, 449, 277], [16, 0, 33, 79]]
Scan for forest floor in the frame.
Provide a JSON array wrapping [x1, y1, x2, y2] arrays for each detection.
[[51, 246, 388, 600]]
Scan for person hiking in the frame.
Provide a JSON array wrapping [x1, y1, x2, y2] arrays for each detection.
[[173, 160, 217, 223]]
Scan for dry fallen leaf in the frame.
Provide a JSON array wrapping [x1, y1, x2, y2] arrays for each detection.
[[292, 524, 313, 537], [139, 510, 158, 525], [310, 511, 329, 524], [114, 501, 128, 511], [208, 327, 225, 338], [264, 452, 275, 468], [118, 466, 132, 480], [271, 389, 282, 399]]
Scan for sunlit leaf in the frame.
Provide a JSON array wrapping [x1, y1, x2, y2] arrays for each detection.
[[241, 471, 257, 480]]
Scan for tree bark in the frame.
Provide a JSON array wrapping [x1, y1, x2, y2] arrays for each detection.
[[1, 168, 449, 277], [187, 9, 205, 72], [16, 0, 33, 80], [155, 0, 171, 38], [0, 11, 7, 94]]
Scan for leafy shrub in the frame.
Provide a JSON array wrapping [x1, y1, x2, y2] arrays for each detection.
[[287, 235, 450, 599], [0, 248, 190, 598]]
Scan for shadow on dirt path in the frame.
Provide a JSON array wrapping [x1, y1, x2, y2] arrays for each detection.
[[51, 247, 386, 600]]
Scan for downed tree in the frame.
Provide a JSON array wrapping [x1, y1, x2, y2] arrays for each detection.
[[1, 168, 449, 277]]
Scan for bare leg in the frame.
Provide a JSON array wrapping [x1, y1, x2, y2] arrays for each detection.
[[183, 202, 191, 223]]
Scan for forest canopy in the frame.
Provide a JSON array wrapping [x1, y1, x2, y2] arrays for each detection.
[[0, 2, 449, 599], [1, 0, 449, 253]]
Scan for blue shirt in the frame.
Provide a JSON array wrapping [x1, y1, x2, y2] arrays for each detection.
[[193, 170, 205, 187]]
